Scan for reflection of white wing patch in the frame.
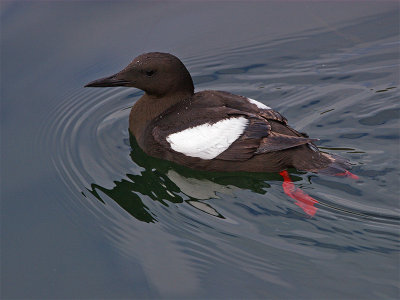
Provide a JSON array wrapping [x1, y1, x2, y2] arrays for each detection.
[[247, 97, 271, 110], [166, 117, 249, 160]]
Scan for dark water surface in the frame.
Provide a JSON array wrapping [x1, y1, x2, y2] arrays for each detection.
[[2, 2, 399, 299]]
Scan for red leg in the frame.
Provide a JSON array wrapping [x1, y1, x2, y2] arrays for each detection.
[[279, 170, 319, 217]]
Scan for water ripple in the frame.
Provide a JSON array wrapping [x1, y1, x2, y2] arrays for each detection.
[[37, 21, 399, 292]]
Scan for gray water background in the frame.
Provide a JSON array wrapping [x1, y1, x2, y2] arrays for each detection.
[[1, 2, 399, 299]]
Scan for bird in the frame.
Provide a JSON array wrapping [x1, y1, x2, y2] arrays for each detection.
[[85, 52, 357, 216]]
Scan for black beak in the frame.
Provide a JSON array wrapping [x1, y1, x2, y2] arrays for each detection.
[[84, 74, 130, 87]]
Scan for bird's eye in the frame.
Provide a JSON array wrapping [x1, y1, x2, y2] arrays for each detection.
[[145, 70, 155, 77]]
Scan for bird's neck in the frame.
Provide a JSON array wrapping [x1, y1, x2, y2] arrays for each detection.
[[129, 92, 192, 142]]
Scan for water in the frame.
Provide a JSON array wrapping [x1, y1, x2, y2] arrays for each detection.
[[2, 2, 399, 299]]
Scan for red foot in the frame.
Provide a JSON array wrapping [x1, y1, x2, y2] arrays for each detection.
[[334, 170, 359, 180], [279, 170, 319, 217]]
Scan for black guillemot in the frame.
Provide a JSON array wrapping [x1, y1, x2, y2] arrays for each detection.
[[85, 52, 353, 174], [85, 52, 358, 216]]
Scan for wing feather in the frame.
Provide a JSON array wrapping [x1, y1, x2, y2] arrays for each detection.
[[151, 92, 317, 162]]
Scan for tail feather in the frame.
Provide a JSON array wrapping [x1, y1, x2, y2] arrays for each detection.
[[317, 152, 352, 176], [290, 144, 357, 178]]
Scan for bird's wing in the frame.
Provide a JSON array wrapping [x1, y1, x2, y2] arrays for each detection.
[[152, 103, 316, 162], [214, 116, 317, 161]]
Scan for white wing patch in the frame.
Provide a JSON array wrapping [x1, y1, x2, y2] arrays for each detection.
[[247, 98, 271, 110], [166, 117, 249, 160]]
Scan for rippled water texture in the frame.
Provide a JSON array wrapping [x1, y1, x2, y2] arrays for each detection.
[[2, 2, 399, 299]]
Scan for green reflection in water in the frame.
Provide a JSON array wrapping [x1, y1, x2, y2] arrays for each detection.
[[87, 134, 296, 223]]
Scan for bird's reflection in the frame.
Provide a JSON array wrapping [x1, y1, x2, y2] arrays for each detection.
[[88, 134, 305, 222]]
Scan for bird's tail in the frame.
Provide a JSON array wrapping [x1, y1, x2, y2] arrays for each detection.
[[290, 144, 358, 179], [317, 152, 359, 179]]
